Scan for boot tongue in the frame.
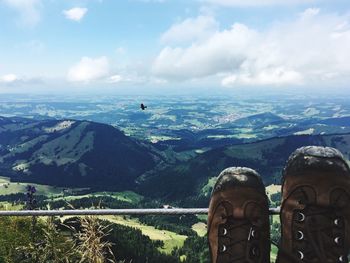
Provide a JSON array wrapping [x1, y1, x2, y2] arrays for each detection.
[[244, 201, 267, 226], [330, 188, 350, 208]]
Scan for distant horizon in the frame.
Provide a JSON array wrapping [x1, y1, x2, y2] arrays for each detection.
[[1, 86, 350, 99]]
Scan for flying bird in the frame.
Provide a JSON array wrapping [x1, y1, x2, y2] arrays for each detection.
[[140, 103, 147, 110]]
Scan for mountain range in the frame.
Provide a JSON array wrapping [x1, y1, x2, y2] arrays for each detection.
[[1, 116, 350, 202], [140, 132, 350, 201]]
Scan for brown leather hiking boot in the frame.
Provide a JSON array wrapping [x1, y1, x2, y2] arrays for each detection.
[[277, 146, 350, 263], [208, 167, 270, 263]]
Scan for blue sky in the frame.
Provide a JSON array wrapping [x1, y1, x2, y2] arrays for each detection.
[[0, 0, 349, 94]]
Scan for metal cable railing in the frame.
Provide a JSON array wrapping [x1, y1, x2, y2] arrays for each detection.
[[0, 207, 280, 216]]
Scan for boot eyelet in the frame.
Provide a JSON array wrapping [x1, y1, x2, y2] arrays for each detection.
[[297, 251, 304, 260], [339, 255, 347, 262], [296, 212, 305, 222], [296, 231, 304, 240], [334, 237, 342, 245], [251, 229, 256, 238], [248, 227, 259, 240], [250, 246, 260, 258], [222, 228, 228, 236], [220, 245, 227, 253], [220, 245, 227, 252], [334, 218, 343, 227]]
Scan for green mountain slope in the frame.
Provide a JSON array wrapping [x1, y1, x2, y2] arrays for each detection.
[[0, 117, 156, 189], [139, 133, 350, 201], [232, 112, 285, 127]]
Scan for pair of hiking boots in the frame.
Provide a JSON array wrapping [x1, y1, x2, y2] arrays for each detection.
[[208, 146, 350, 263]]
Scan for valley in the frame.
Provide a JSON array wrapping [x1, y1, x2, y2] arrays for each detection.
[[1, 93, 350, 262]]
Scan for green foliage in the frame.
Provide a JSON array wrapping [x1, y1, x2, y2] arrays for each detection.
[[0, 216, 79, 263], [173, 235, 209, 263], [271, 220, 281, 244], [73, 216, 116, 263], [41, 196, 133, 210], [270, 192, 281, 206], [138, 215, 197, 236], [0, 217, 33, 262], [64, 217, 179, 263], [14, 218, 79, 263]]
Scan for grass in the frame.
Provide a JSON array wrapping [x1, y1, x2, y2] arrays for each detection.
[[266, 184, 281, 201], [0, 180, 68, 196], [271, 214, 280, 224], [201, 177, 217, 197], [262, 125, 280, 131], [53, 191, 143, 204], [232, 133, 258, 139], [266, 184, 280, 195], [97, 215, 187, 254], [194, 148, 211, 154], [191, 222, 206, 237], [0, 178, 283, 259], [149, 135, 181, 143], [196, 214, 207, 222], [0, 177, 9, 183], [60, 214, 187, 254], [0, 201, 24, 210], [271, 244, 278, 263], [207, 135, 242, 139]]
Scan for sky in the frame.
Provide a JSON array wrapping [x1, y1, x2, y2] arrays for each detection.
[[0, 0, 350, 94]]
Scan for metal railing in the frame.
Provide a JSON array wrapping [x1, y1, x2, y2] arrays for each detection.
[[0, 207, 280, 217]]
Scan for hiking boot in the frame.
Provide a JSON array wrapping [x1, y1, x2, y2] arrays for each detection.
[[277, 146, 350, 263], [208, 167, 270, 263]]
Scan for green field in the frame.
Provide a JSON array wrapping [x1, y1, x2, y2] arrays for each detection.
[[94, 215, 187, 254], [0, 177, 9, 184], [266, 184, 281, 196], [271, 245, 278, 262], [191, 222, 206, 237], [0, 178, 283, 259], [0, 201, 23, 210], [51, 190, 143, 204], [0, 177, 70, 196]]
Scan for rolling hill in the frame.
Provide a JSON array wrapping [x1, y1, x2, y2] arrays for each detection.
[[139, 133, 350, 202], [231, 112, 285, 127], [0, 116, 157, 190], [2, 116, 350, 202]]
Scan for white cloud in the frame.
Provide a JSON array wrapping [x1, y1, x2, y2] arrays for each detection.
[[153, 9, 350, 87], [63, 7, 88, 22], [202, 0, 316, 7], [299, 7, 320, 19], [161, 15, 219, 44], [0, 74, 43, 87], [67, 56, 109, 83], [221, 68, 303, 86], [107, 75, 123, 83], [153, 23, 257, 80], [3, 0, 42, 27], [0, 74, 19, 83]]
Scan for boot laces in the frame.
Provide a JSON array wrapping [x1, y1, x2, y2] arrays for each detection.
[[288, 187, 350, 262], [218, 215, 262, 262]]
